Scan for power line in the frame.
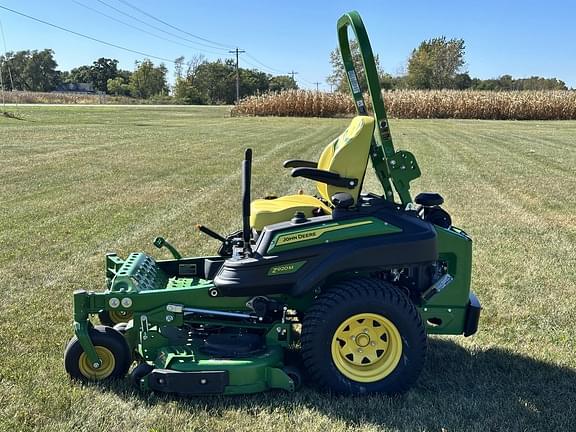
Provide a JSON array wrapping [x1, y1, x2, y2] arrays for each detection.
[[228, 57, 316, 91], [1, 3, 319, 91], [93, 0, 228, 53], [244, 53, 285, 75], [240, 57, 264, 71], [313, 81, 321, 91], [116, 0, 234, 50], [0, 4, 177, 63], [299, 77, 317, 86], [241, 57, 282, 76], [77, 0, 292, 80], [110, 0, 311, 86], [71, 0, 223, 56], [243, 59, 316, 89], [289, 70, 319, 87]]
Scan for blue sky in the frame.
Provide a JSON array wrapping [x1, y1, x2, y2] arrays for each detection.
[[0, 0, 574, 89]]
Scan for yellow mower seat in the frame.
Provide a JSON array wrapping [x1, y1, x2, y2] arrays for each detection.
[[250, 116, 375, 231], [250, 195, 332, 231]]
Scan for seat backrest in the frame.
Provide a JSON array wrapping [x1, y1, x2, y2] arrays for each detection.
[[316, 115, 375, 205]]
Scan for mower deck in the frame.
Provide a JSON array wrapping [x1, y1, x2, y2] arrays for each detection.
[[140, 337, 294, 395]]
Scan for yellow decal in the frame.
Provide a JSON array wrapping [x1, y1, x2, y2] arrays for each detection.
[[275, 220, 373, 246]]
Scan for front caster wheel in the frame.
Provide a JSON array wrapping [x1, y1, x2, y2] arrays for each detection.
[[301, 278, 427, 395], [283, 366, 303, 390], [64, 325, 131, 381], [130, 362, 154, 388], [98, 310, 133, 326]]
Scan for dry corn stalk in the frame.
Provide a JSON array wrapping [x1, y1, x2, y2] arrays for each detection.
[[232, 89, 576, 120]]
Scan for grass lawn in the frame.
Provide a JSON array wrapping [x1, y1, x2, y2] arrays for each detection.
[[0, 106, 574, 432]]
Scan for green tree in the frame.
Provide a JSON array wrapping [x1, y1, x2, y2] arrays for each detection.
[[380, 73, 407, 90], [239, 68, 270, 98], [192, 59, 235, 103], [59, 70, 71, 84], [67, 58, 127, 93], [269, 75, 298, 92], [327, 39, 386, 92], [471, 77, 499, 90], [174, 79, 208, 104], [174, 57, 296, 104], [174, 56, 210, 104], [407, 37, 466, 89], [516, 76, 567, 90], [176, 59, 271, 104], [174, 56, 185, 81], [454, 73, 473, 90], [129, 59, 168, 99], [107, 77, 130, 96], [117, 69, 132, 83], [0, 49, 60, 91], [90, 58, 119, 92], [498, 74, 514, 90], [68, 65, 93, 84], [1, 50, 30, 90], [470, 75, 567, 91]]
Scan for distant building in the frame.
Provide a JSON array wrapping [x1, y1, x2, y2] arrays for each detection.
[[53, 83, 96, 94]]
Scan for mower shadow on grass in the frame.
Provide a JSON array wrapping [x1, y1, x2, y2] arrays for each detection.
[[103, 339, 576, 431]]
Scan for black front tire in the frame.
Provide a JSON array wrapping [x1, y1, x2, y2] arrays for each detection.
[[64, 325, 131, 382], [283, 365, 303, 390], [130, 362, 154, 388], [301, 278, 427, 395]]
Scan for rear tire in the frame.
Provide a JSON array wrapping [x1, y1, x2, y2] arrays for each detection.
[[301, 278, 426, 395], [64, 325, 131, 382]]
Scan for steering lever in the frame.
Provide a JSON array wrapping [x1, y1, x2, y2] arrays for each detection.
[[153, 236, 182, 260]]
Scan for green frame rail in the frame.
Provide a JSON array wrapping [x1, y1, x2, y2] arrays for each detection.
[[337, 11, 421, 205]]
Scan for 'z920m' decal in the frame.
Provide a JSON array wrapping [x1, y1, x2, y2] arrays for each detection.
[[267, 218, 401, 254], [267, 261, 306, 276]]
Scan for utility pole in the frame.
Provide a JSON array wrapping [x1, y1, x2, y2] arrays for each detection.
[[288, 70, 298, 82], [313, 82, 321, 92], [229, 47, 245, 104]]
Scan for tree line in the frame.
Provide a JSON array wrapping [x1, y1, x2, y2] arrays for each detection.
[[0, 49, 297, 103], [0, 43, 569, 104], [172, 55, 297, 104], [328, 37, 568, 92]]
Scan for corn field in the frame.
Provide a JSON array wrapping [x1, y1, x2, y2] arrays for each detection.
[[232, 89, 576, 120]]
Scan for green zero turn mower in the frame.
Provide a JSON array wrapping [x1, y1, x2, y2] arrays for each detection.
[[64, 11, 480, 395]]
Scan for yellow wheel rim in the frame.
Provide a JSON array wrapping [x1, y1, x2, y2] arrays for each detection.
[[78, 346, 116, 380], [331, 313, 402, 383], [108, 310, 133, 324]]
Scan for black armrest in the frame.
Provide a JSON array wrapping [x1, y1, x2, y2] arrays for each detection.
[[291, 167, 358, 189], [283, 159, 318, 169]]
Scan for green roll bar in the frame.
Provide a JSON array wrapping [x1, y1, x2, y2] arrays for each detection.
[[337, 11, 421, 205]]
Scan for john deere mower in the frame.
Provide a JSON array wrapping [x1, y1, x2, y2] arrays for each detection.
[[64, 11, 480, 395]]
